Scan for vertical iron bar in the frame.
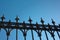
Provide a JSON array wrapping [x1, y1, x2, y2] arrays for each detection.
[[45, 31, 49, 40], [24, 36, 26, 40], [38, 30, 41, 40], [53, 36, 55, 40], [51, 19, 55, 40], [31, 30, 34, 40], [7, 35, 9, 40], [7, 29, 10, 40], [57, 32, 60, 39], [28, 17, 34, 40], [24, 29, 26, 40], [38, 33, 41, 40], [39, 36, 41, 40], [15, 16, 19, 40], [51, 32, 55, 40], [16, 29, 18, 40]]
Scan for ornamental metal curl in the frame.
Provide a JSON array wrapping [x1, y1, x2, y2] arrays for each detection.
[[0, 15, 60, 40]]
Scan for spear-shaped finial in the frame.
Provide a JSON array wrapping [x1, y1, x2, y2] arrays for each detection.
[[40, 17, 44, 24], [22, 21, 26, 27], [23, 21, 25, 24], [48, 23, 51, 30], [48, 23, 50, 26], [36, 22, 38, 25], [36, 22, 39, 28], [15, 16, 19, 23], [9, 20, 11, 23], [1, 14, 5, 22], [51, 19, 55, 25], [28, 16, 32, 24]]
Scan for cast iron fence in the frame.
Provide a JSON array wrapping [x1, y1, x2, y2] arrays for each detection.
[[0, 15, 60, 40]]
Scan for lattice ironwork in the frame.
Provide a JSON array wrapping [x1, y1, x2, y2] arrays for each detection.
[[0, 15, 60, 40]]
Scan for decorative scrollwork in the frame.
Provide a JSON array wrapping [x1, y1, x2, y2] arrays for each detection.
[[0, 15, 60, 40]]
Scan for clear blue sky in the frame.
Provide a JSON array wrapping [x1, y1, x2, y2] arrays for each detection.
[[0, 0, 60, 40]]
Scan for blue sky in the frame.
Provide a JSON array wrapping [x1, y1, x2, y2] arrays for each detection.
[[0, 0, 60, 40]]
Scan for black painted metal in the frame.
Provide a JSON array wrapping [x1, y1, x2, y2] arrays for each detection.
[[0, 15, 60, 40]]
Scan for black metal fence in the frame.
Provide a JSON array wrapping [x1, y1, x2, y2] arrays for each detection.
[[0, 15, 60, 40]]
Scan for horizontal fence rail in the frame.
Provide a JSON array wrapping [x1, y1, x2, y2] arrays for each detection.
[[0, 15, 60, 40]]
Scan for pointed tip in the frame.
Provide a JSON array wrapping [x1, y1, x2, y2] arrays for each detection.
[[51, 19, 55, 24], [48, 23, 50, 25], [41, 17, 43, 20], [28, 16, 32, 22], [51, 18, 55, 22], [9, 19, 11, 22], [23, 21, 25, 23], [40, 17, 44, 23], [15, 16, 19, 20], [1, 14, 5, 20]]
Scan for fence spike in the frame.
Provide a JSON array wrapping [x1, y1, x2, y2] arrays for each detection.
[[51, 19, 55, 25], [9, 20, 11, 23], [1, 14, 5, 22], [36, 22, 39, 28], [40, 17, 44, 24], [15, 16, 19, 23], [28, 16, 32, 23]]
